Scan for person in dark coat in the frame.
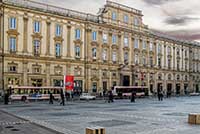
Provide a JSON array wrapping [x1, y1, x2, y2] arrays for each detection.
[[60, 90, 65, 106], [49, 92, 54, 104], [131, 91, 136, 102], [4, 92, 9, 105]]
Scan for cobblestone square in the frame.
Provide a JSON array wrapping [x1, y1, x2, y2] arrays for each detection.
[[1, 97, 200, 134]]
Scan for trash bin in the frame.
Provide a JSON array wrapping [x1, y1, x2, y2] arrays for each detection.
[[86, 127, 105, 134]]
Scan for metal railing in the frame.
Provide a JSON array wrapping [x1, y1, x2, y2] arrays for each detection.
[[106, 0, 142, 15], [3, 0, 99, 22]]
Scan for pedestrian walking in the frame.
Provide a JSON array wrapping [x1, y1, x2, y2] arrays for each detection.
[[4, 92, 9, 105], [49, 92, 54, 104], [60, 90, 65, 106], [131, 91, 136, 102]]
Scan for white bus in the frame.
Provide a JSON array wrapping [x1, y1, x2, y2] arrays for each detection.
[[10, 86, 63, 101], [113, 86, 148, 98]]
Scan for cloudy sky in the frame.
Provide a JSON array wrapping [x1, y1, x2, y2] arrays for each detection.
[[33, 0, 200, 42]]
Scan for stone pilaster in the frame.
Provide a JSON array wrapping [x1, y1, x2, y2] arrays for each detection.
[[46, 63, 50, 86], [23, 14, 28, 53], [22, 61, 28, 86], [67, 24, 71, 57], [46, 19, 51, 55], [164, 45, 166, 68]]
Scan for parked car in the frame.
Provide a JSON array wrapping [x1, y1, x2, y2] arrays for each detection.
[[189, 92, 200, 96], [80, 93, 96, 100]]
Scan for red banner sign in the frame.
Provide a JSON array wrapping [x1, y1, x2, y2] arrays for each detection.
[[64, 75, 74, 91]]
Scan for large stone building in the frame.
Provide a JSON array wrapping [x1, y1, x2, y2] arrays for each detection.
[[0, 0, 200, 95]]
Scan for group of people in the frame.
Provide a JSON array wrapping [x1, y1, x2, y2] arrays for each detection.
[[49, 90, 73, 106]]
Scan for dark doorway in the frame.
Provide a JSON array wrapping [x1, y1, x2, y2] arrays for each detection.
[[103, 81, 107, 91], [176, 84, 180, 95], [157, 83, 162, 93], [123, 76, 130, 86], [150, 84, 153, 94], [196, 84, 199, 92], [167, 83, 172, 93], [184, 84, 188, 95], [92, 82, 97, 93]]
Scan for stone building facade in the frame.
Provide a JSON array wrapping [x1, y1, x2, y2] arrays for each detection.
[[0, 0, 200, 95]]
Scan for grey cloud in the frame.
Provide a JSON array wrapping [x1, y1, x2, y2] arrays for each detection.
[[164, 16, 199, 25], [142, 0, 181, 5]]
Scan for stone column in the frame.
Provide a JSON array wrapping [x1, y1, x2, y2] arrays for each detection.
[[98, 30, 102, 62], [182, 47, 184, 71], [46, 63, 50, 86], [154, 42, 157, 66], [108, 32, 112, 63], [22, 61, 28, 86], [164, 44, 166, 69], [46, 19, 51, 55], [23, 15, 28, 53], [118, 33, 122, 64], [67, 24, 71, 58], [173, 46, 176, 70], [132, 37, 135, 65]]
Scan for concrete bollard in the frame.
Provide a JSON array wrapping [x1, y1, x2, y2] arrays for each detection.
[[86, 127, 105, 134]]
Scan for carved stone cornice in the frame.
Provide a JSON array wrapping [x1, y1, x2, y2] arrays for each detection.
[[32, 33, 43, 39], [91, 41, 99, 47], [54, 36, 64, 42], [7, 29, 19, 36], [74, 39, 83, 45], [123, 47, 130, 51], [111, 45, 119, 49]]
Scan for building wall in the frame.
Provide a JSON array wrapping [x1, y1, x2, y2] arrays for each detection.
[[0, 0, 200, 95]]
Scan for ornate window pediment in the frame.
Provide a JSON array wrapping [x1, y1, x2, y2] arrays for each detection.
[[54, 65, 63, 75], [32, 63, 41, 74]]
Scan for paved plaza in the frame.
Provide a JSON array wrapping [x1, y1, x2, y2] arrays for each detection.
[[1, 97, 200, 134]]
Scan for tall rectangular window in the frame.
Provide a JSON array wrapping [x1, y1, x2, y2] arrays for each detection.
[[92, 48, 97, 58], [150, 57, 153, 67], [56, 24, 61, 36], [103, 33, 107, 43], [158, 57, 161, 67], [33, 40, 40, 55], [124, 15, 129, 23], [34, 21, 40, 33], [134, 17, 139, 26], [75, 46, 80, 57], [9, 37, 16, 52], [55, 43, 61, 57], [92, 31, 97, 41], [75, 29, 81, 39], [134, 38, 139, 48], [142, 40, 146, 49], [149, 42, 153, 51], [124, 37, 128, 47], [124, 52, 128, 62], [135, 54, 139, 64], [112, 12, 117, 20], [112, 52, 117, 62], [9, 17, 16, 29], [158, 44, 162, 53], [112, 35, 117, 44], [102, 49, 107, 61]]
